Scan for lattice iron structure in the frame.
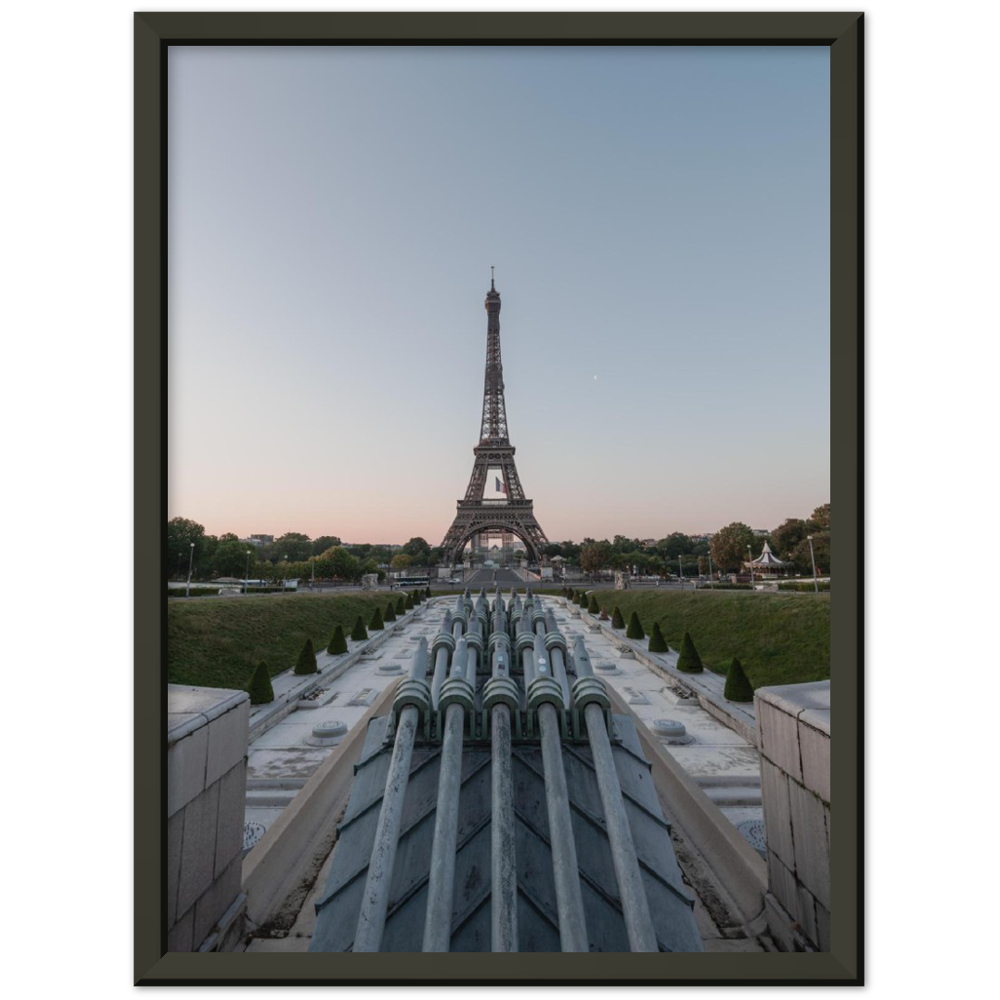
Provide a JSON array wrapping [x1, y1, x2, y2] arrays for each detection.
[[440, 276, 549, 565]]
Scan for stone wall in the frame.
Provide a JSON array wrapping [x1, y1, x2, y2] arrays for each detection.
[[167, 685, 249, 952], [755, 680, 830, 951]]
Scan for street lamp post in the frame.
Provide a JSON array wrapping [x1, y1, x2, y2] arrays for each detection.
[[708, 552, 714, 589], [678, 553, 683, 590], [747, 545, 754, 589], [807, 535, 819, 593], [245, 550, 251, 595], [186, 541, 195, 598]]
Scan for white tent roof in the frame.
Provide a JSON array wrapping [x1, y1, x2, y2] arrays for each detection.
[[751, 541, 785, 566]]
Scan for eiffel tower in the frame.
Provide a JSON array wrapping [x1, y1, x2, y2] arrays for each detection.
[[440, 272, 549, 566]]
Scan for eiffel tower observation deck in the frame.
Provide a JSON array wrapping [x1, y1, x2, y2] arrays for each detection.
[[440, 273, 549, 566]]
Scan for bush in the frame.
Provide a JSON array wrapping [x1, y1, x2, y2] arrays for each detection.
[[294, 637, 317, 675], [611, 606, 625, 629], [351, 615, 368, 642], [676, 631, 704, 673], [369, 606, 384, 631], [587, 594, 599, 614], [404, 593, 414, 610], [724, 657, 754, 701], [327, 624, 347, 655], [577, 591, 588, 608], [425, 586, 432, 599], [247, 660, 274, 704], [411, 590, 422, 605], [384, 601, 396, 622], [561, 586, 568, 597], [599, 605, 609, 621], [568, 588, 576, 601], [396, 596, 405, 615], [626, 611, 645, 640], [649, 622, 668, 653]]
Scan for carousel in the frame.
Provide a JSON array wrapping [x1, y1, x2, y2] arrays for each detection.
[[746, 540, 788, 577]]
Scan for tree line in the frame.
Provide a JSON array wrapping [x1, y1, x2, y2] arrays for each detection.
[[167, 502, 830, 583]]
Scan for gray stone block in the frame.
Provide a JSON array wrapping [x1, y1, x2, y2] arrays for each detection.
[[192, 856, 242, 951], [177, 782, 219, 917], [215, 761, 246, 879], [760, 757, 795, 870], [768, 851, 798, 920], [788, 780, 830, 909], [757, 699, 801, 783], [757, 681, 829, 719], [167, 808, 183, 928], [763, 893, 796, 953], [168, 724, 208, 818], [799, 718, 830, 803], [816, 900, 831, 952], [167, 907, 193, 953], [797, 884, 818, 947], [206, 699, 249, 787]]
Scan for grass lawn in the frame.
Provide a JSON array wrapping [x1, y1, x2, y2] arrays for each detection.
[[582, 589, 830, 689], [167, 592, 402, 691]]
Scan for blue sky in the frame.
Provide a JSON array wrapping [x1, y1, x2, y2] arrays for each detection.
[[168, 45, 830, 543]]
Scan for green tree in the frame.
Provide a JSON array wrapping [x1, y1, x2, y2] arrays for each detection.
[[791, 532, 831, 575], [810, 503, 831, 530], [294, 638, 317, 675], [724, 657, 754, 701], [626, 611, 645, 640], [709, 523, 757, 574], [611, 606, 625, 629], [657, 533, 693, 559], [167, 517, 207, 580], [402, 537, 432, 564], [395, 596, 406, 615], [369, 606, 384, 631], [247, 661, 274, 704], [677, 632, 704, 673], [350, 616, 368, 642], [384, 601, 397, 622], [390, 553, 413, 572], [212, 539, 253, 578], [587, 594, 599, 614], [581, 540, 614, 575], [327, 624, 348, 655], [317, 546, 361, 581], [311, 535, 342, 556], [276, 532, 313, 563], [771, 518, 810, 562], [404, 593, 414, 610], [649, 622, 668, 653]]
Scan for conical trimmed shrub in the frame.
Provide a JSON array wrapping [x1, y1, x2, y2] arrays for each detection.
[[626, 611, 645, 640], [611, 606, 625, 629], [369, 606, 384, 631], [327, 624, 347, 655], [599, 605, 609, 621], [384, 601, 396, 622], [587, 594, 599, 614], [411, 590, 421, 605], [404, 593, 413, 610], [351, 615, 368, 642], [676, 631, 704, 673], [578, 591, 589, 608], [425, 586, 432, 599], [649, 622, 669, 653], [295, 637, 317, 675], [724, 657, 754, 701], [396, 596, 405, 615], [568, 588, 576, 601], [247, 661, 274, 704], [561, 586, 568, 597]]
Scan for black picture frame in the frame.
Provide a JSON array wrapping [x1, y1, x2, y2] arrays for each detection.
[[136, 10, 863, 985]]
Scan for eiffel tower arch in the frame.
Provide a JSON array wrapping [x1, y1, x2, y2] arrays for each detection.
[[440, 274, 549, 566]]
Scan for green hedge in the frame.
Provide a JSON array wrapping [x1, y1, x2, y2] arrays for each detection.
[[351, 615, 368, 641], [247, 661, 274, 704], [626, 611, 645, 640], [294, 637, 317, 675], [724, 657, 754, 701], [327, 624, 347, 655], [649, 622, 669, 653], [676, 631, 704, 673]]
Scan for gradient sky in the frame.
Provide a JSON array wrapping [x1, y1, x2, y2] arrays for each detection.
[[168, 45, 830, 545]]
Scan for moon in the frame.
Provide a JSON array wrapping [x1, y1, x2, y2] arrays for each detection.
[[593, 375, 598, 380]]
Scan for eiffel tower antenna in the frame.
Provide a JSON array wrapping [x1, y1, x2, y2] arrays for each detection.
[[440, 279, 549, 566]]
